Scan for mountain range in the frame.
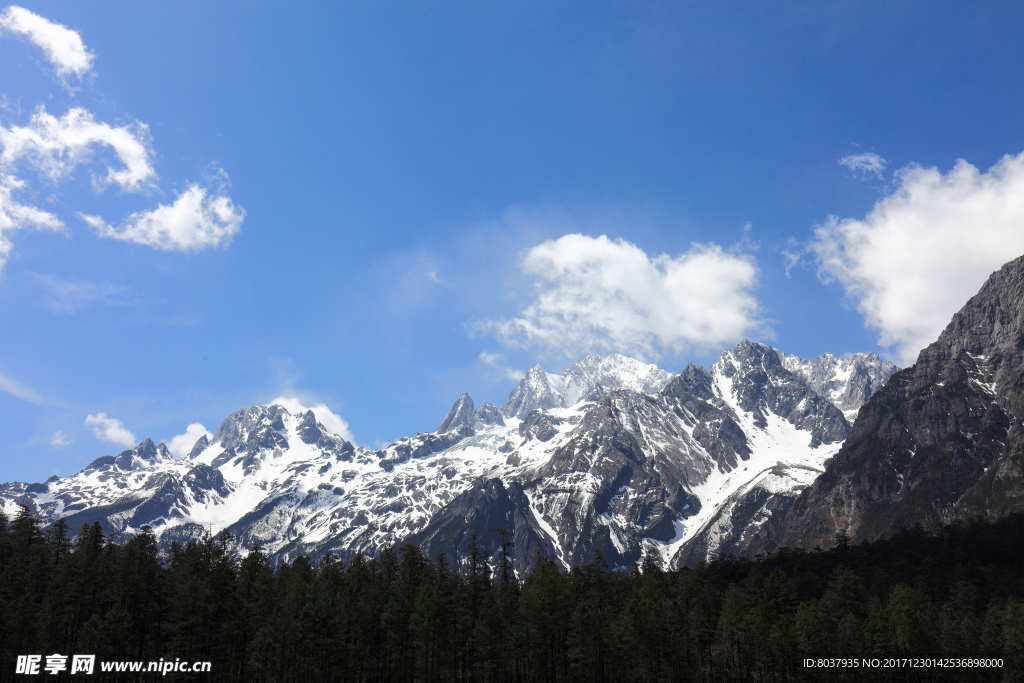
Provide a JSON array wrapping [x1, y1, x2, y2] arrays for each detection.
[[1, 344, 896, 573]]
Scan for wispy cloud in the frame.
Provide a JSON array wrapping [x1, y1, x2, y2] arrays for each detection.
[[839, 152, 886, 180], [32, 272, 129, 313], [781, 236, 806, 278], [479, 351, 525, 381], [814, 151, 1024, 366], [50, 430, 73, 447], [157, 312, 202, 327], [482, 234, 762, 360], [0, 6, 94, 89], [0, 367, 44, 404], [85, 412, 136, 447], [0, 174, 63, 274]]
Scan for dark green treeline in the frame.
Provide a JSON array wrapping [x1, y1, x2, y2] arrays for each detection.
[[2, 508, 1024, 682]]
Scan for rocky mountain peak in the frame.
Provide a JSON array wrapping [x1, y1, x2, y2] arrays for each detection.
[[437, 393, 476, 433], [107, 438, 173, 471], [500, 365, 563, 419], [665, 362, 715, 401], [904, 254, 1024, 418], [213, 405, 289, 451], [137, 438, 162, 460], [710, 341, 848, 444], [923, 254, 1024, 415], [475, 402, 505, 427], [187, 434, 210, 459], [296, 409, 324, 444], [936, 255, 1024, 351]]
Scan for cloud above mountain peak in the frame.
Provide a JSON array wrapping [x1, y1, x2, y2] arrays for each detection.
[[814, 151, 1024, 366], [485, 234, 762, 360]]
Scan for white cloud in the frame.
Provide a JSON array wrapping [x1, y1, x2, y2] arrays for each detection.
[[270, 396, 356, 444], [0, 6, 94, 87], [0, 174, 63, 273], [85, 412, 136, 448], [485, 234, 762, 360], [166, 422, 213, 459], [50, 430, 73, 447], [839, 152, 886, 179], [0, 12, 244, 272], [82, 182, 244, 252], [0, 106, 155, 192], [813, 151, 1024, 366], [479, 351, 525, 381]]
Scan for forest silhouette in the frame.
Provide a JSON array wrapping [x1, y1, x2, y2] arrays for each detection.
[[1, 508, 1022, 681]]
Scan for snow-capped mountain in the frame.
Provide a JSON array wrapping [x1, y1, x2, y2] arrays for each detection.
[[499, 354, 674, 419], [778, 351, 897, 423], [0, 345, 895, 572]]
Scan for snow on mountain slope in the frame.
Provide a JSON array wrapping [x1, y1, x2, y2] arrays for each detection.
[[499, 354, 673, 419], [0, 343, 894, 571], [473, 341, 852, 571]]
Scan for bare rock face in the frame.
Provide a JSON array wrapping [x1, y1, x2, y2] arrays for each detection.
[[475, 403, 504, 427], [297, 410, 324, 444], [749, 254, 1024, 553], [437, 393, 475, 433], [405, 478, 553, 573]]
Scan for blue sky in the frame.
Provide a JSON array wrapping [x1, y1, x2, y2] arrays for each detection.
[[1, 2, 1023, 483]]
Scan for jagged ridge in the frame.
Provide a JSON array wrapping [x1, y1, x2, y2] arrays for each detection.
[[1, 345, 895, 573]]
